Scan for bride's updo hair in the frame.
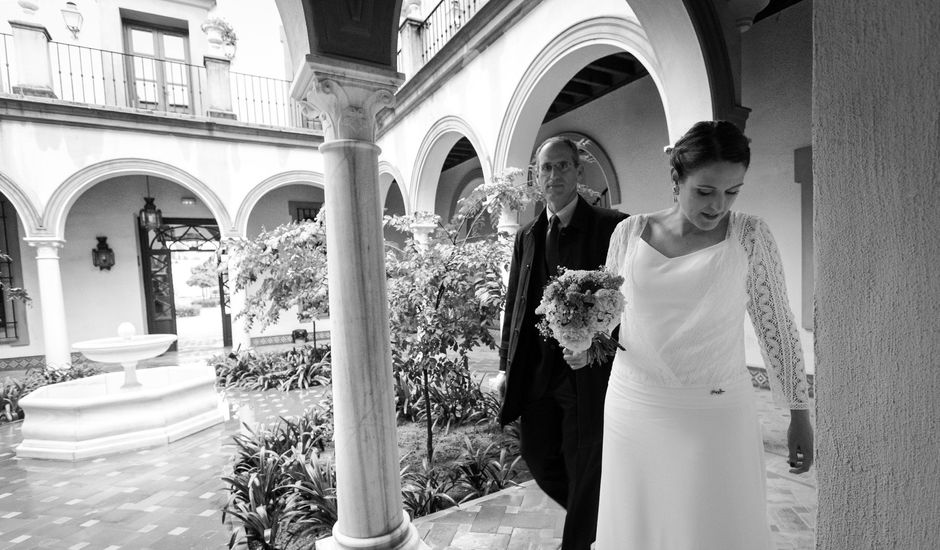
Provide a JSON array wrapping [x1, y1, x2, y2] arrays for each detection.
[[664, 121, 751, 183]]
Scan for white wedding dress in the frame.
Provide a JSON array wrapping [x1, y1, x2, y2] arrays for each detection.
[[594, 212, 810, 550]]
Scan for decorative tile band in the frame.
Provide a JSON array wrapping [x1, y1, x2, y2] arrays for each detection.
[[0, 353, 86, 372], [249, 331, 332, 348]]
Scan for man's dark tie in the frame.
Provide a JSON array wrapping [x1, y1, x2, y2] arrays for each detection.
[[545, 214, 560, 275]]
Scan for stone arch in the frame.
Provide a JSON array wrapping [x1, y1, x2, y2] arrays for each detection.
[[0, 170, 42, 238], [378, 161, 409, 215], [494, 16, 711, 172], [448, 166, 485, 220], [410, 116, 491, 213], [556, 131, 622, 206], [236, 170, 326, 236], [45, 159, 233, 240]]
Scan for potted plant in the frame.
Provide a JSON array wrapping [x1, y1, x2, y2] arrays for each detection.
[[201, 17, 237, 58]]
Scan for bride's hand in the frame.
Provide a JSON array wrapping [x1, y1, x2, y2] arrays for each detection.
[[787, 409, 814, 474], [563, 348, 588, 370]]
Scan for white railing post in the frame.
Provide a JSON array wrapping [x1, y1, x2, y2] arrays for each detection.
[[8, 19, 55, 98], [398, 15, 425, 78], [204, 55, 236, 119]]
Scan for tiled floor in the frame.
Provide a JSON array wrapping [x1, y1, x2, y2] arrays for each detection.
[[0, 347, 816, 549]]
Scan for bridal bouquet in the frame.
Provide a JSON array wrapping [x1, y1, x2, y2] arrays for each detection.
[[535, 267, 626, 367]]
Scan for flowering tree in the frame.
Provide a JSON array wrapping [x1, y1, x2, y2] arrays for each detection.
[[187, 257, 218, 299], [224, 217, 329, 330], [384, 212, 509, 464]]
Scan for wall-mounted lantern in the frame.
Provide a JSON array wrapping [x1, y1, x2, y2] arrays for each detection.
[[92, 236, 115, 270], [61, 1, 83, 39]]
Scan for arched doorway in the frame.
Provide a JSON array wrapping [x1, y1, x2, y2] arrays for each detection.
[[498, 19, 671, 213]]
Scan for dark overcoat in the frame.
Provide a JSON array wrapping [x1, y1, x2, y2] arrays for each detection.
[[498, 196, 627, 428]]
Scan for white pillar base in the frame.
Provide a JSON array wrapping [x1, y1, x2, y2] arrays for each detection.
[[315, 512, 428, 550]]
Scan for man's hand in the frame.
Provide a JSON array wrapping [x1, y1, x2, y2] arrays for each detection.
[[563, 348, 589, 370], [787, 409, 814, 474], [494, 371, 507, 398]]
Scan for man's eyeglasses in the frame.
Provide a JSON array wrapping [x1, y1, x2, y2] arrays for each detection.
[[538, 160, 575, 175]]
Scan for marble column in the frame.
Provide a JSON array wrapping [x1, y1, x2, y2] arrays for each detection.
[[26, 240, 71, 370], [294, 55, 426, 550]]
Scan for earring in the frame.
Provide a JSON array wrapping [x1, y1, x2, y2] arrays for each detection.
[[672, 184, 679, 203]]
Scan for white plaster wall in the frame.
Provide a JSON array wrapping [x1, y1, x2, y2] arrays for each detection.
[[739, 1, 813, 372], [530, 60, 813, 372], [0, 0, 286, 79], [214, 0, 290, 79], [1, 0, 212, 51], [242, 183, 325, 340], [378, 0, 639, 205], [0, 120, 322, 358], [0, 120, 323, 234], [245, 183, 323, 238], [433, 157, 482, 218], [62, 176, 214, 344], [535, 76, 669, 214], [814, 0, 940, 547]]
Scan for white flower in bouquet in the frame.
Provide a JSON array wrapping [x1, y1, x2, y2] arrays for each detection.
[[535, 268, 626, 367]]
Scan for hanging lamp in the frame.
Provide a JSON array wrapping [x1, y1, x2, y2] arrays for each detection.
[[139, 176, 163, 230]]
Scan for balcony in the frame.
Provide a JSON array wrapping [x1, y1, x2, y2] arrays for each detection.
[[397, 0, 491, 78], [0, 33, 319, 132]]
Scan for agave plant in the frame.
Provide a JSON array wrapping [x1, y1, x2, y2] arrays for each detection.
[[453, 436, 521, 499], [222, 449, 289, 550], [400, 458, 464, 518], [281, 458, 338, 539]]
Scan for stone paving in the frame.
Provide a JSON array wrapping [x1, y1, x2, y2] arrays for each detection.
[[0, 346, 816, 549]]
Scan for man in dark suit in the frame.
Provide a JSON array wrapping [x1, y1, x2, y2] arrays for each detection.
[[496, 136, 627, 550]]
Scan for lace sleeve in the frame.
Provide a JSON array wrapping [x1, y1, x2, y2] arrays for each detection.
[[605, 218, 631, 275], [741, 215, 811, 409]]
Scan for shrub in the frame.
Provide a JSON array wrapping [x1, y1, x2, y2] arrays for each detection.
[[176, 304, 200, 317], [454, 436, 522, 499], [400, 458, 463, 518], [221, 398, 527, 547], [0, 377, 27, 423], [193, 297, 220, 307], [212, 345, 331, 392], [222, 448, 287, 550], [225, 219, 329, 330], [223, 403, 334, 550], [0, 363, 104, 425], [282, 459, 338, 540]]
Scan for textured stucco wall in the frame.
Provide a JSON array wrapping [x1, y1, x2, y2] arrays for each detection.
[[814, 1, 940, 548]]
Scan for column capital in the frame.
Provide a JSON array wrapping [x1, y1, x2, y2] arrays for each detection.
[[292, 54, 403, 141], [25, 237, 66, 252]]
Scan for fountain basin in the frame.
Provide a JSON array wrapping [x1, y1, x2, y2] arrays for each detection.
[[72, 334, 177, 364], [16, 365, 225, 460]]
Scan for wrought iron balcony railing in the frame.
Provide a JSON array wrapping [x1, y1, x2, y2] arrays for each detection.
[[50, 41, 209, 115], [0, 37, 317, 132], [420, 0, 488, 63]]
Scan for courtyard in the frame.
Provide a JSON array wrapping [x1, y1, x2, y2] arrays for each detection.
[[0, 346, 815, 550]]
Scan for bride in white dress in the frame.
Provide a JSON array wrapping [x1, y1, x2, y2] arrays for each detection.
[[592, 121, 814, 549]]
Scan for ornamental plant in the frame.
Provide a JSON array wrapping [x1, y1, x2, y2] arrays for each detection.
[[384, 211, 508, 464], [224, 216, 329, 330]]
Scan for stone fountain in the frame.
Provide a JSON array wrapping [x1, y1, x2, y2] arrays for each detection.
[[16, 323, 226, 460]]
